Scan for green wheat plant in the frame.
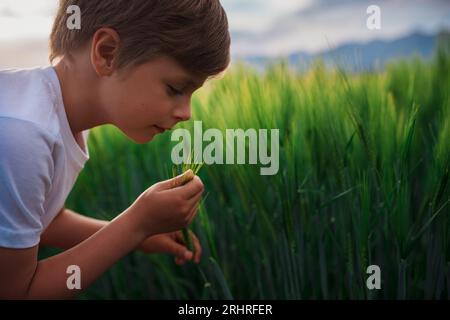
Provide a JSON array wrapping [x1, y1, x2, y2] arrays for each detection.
[[40, 43, 450, 299], [171, 151, 205, 254]]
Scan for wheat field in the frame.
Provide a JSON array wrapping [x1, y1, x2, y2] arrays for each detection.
[[38, 47, 450, 299]]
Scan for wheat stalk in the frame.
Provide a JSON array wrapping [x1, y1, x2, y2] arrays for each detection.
[[172, 152, 204, 254]]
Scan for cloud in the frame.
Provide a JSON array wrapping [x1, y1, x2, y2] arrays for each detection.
[[0, 1, 56, 42], [1, 0, 449, 69], [221, 0, 313, 32], [231, 0, 450, 56], [0, 6, 17, 17], [0, 0, 56, 17]]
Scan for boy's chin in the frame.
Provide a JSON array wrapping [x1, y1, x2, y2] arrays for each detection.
[[132, 134, 155, 144], [120, 126, 161, 144], [126, 130, 156, 144]]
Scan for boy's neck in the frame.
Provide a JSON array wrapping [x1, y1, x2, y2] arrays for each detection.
[[54, 59, 109, 136]]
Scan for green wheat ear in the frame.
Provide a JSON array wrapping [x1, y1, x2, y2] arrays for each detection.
[[173, 150, 204, 257]]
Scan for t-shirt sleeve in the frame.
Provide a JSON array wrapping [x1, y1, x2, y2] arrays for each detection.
[[0, 118, 55, 248]]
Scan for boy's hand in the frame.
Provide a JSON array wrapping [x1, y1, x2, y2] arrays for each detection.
[[139, 230, 202, 264], [125, 172, 204, 239]]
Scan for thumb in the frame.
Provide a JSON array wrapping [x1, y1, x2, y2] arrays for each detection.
[[157, 169, 194, 190]]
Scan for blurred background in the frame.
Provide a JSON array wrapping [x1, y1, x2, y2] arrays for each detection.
[[1, 0, 450, 69], [1, 1, 449, 299]]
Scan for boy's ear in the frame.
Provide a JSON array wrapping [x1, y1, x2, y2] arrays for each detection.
[[90, 27, 121, 77]]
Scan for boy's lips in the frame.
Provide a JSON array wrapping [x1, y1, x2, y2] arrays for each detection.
[[154, 125, 169, 133]]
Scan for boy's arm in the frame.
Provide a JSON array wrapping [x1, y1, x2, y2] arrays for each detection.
[[40, 207, 107, 249], [0, 209, 146, 299], [41, 207, 203, 264], [0, 172, 204, 299], [39, 208, 202, 264]]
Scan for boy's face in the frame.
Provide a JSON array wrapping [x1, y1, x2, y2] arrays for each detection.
[[102, 56, 206, 144]]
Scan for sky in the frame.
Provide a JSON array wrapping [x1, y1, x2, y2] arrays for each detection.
[[225, 0, 450, 56], [0, 0, 449, 67]]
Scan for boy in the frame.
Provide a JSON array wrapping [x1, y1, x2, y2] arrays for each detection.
[[0, 0, 230, 299]]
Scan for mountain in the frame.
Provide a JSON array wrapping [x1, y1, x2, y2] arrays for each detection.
[[238, 31, 450, 71]]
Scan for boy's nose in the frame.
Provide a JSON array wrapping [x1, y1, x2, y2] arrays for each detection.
[[173, 98, 191, 122]]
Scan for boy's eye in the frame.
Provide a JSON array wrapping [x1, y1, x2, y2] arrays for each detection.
[[167, 84, 183, 96]]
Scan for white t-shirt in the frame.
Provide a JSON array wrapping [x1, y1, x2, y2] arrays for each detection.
[[0, 66, 90, 248]]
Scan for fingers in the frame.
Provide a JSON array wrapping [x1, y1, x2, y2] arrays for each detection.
[[187, 191, 203, 210], [161, 175, 204, 202], [174, 175, 204, 199], [189, 230, 202, 264], [172, 239, 193, 265], [156, 170, 194, 190], [179, 169, 195, 186], [186, 200, 201, 226], [174, 230, 202, 265]]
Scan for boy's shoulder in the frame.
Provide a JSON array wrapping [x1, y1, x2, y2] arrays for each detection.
[[0, 66, 62, 138]]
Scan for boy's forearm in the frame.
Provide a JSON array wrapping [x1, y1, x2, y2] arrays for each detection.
[[27, 209, 145, 299], [40, 208, 108, 249]]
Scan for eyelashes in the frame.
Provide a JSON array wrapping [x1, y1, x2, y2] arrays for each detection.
[[166, 84, 184, 96]]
